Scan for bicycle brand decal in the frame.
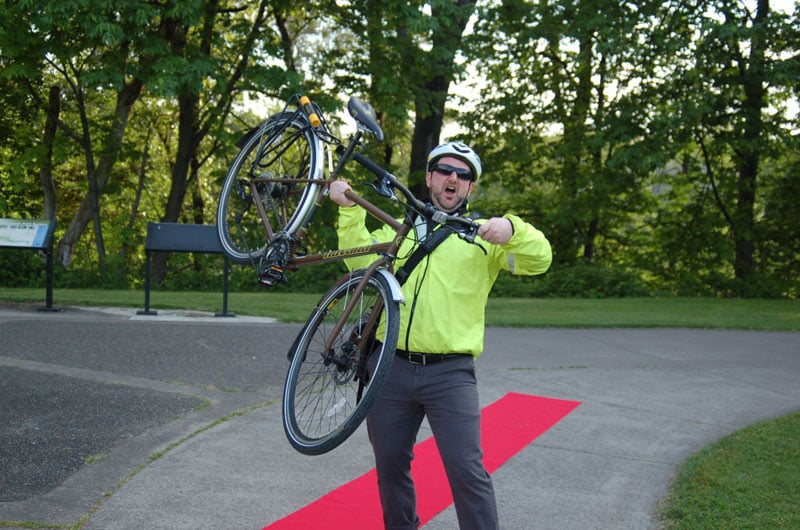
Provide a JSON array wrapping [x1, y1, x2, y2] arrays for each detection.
[[320, 246, 376, 260]]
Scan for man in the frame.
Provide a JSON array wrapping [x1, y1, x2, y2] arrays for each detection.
[[330, 142, 552, 529]]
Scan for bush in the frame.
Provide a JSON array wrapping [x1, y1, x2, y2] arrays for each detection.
[[491, 261, 651, 298], [0, 249, 48, 287]]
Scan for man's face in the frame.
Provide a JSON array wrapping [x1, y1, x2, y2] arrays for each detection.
[[425, 156, 475, 213]]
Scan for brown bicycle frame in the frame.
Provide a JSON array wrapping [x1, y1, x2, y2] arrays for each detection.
[[256, 178, 411, 356]]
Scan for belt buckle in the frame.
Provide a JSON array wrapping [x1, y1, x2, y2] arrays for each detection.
[[408, 352, 426, 365]]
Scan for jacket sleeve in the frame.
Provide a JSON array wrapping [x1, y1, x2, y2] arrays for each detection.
[[336, 206, 396, 270], [493, 214, 552, 276]]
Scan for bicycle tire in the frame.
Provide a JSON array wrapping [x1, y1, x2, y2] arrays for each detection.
[[216, 112, 324, 264], [283, 270, 399, 455]]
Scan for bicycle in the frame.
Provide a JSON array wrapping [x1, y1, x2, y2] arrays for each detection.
[[216, 94, 483, 455]]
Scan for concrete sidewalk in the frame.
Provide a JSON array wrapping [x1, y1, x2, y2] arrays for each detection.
[[1, 304, 798, 529]]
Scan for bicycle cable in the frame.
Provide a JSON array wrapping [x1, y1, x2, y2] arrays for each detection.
[[403, 219, 434, 352]]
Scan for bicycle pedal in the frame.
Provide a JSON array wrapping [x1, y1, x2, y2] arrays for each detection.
[[259, 265, 288, 287]]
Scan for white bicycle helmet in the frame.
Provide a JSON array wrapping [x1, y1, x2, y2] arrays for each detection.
[[427, 142, 482, 180]]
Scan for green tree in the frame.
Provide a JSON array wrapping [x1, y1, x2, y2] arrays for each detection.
[[406, 0, 477, 193], [465, 0, 662, 265], [323, 0, 477, 194], [1, 0, 188, 269], [2, 0, 798, 298], [1, 0, 322, 284], [645, 0, 798, 296], [758, 151, 800, 298], [148, 0, 291, 283]]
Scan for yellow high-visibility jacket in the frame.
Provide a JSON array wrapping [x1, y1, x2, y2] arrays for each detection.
[[337, 206, 552, 357]]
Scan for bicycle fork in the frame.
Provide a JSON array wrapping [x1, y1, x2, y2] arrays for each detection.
[[323, 258, 388, 355]]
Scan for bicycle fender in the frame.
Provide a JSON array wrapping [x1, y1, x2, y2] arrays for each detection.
[[376, 269, 405, 304]]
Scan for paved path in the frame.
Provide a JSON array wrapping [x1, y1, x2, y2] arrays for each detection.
[[1, 304, 798, 529]]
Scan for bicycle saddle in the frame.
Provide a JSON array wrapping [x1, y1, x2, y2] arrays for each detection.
[[348, 97, 385, 142]]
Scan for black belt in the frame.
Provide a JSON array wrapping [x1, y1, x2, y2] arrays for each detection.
[[395, 349, 472, 365]]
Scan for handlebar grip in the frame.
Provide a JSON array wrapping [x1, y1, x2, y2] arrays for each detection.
[[299, 95, 321, 128]]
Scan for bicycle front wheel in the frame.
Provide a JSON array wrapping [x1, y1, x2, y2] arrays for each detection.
[[283, 270, 400, 455], [216, 112, 324, 264]]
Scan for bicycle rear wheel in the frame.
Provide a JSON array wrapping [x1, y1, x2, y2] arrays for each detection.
[[283, 270, 400, 455], [216, 112, 324, 264]]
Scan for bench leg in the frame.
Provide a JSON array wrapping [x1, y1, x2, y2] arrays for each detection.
[[215, 256, 235, 317], [137, 251, 158, 316]]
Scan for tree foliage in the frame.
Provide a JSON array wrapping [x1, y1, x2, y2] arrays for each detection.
[[0, 0, 797, 298], [463, 0, 798, 297]]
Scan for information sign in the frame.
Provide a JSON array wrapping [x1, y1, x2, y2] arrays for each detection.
[[0, 218, 55, 249]]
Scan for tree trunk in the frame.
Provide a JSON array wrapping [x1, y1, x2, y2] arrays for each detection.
[[149, 0, 270, 284], [120, 127, 151, 268], [409, 85, 448, 197], [151, 91, 198, 283], [732, 0, 768, 293], [407, 0, 477, 196], [554, 30, 593, 265], [583, 217, 598, 262], [56, 78, 144, 267], [39, 86, 60, 221]]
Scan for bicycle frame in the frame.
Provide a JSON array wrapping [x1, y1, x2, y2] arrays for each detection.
[[287, 187, 407, 267], [244, 102, 404, 260]]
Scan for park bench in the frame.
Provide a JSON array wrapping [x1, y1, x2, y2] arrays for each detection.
[[138, 222, 234, 317]]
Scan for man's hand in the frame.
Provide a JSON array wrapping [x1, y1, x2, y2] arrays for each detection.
[[329, 179, 355, 207], [477, 217, 514, 245]]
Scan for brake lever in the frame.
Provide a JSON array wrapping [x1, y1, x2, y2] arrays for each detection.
[[365, 176, 396, 199], [457, 222, 487, 255]]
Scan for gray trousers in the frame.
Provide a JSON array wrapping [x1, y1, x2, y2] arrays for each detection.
[[366, 354, 498, 530]]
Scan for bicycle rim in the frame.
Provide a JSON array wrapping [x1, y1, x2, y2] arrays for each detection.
[[283, 270, 399, 455], [217, 112, 324, 264]]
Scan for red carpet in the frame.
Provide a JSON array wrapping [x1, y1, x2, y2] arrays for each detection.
[[265, 392, 580, 529]]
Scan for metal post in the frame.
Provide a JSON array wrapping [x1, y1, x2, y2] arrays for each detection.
[[45, 248, 53, 309], [137, 251, 158, 315], [37, 247, 58, 312], [216, 256, 235, 317]]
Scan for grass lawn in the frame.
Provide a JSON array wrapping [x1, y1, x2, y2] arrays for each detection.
[[1, 287, 798, 330], [659, 412, 800, 529]]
